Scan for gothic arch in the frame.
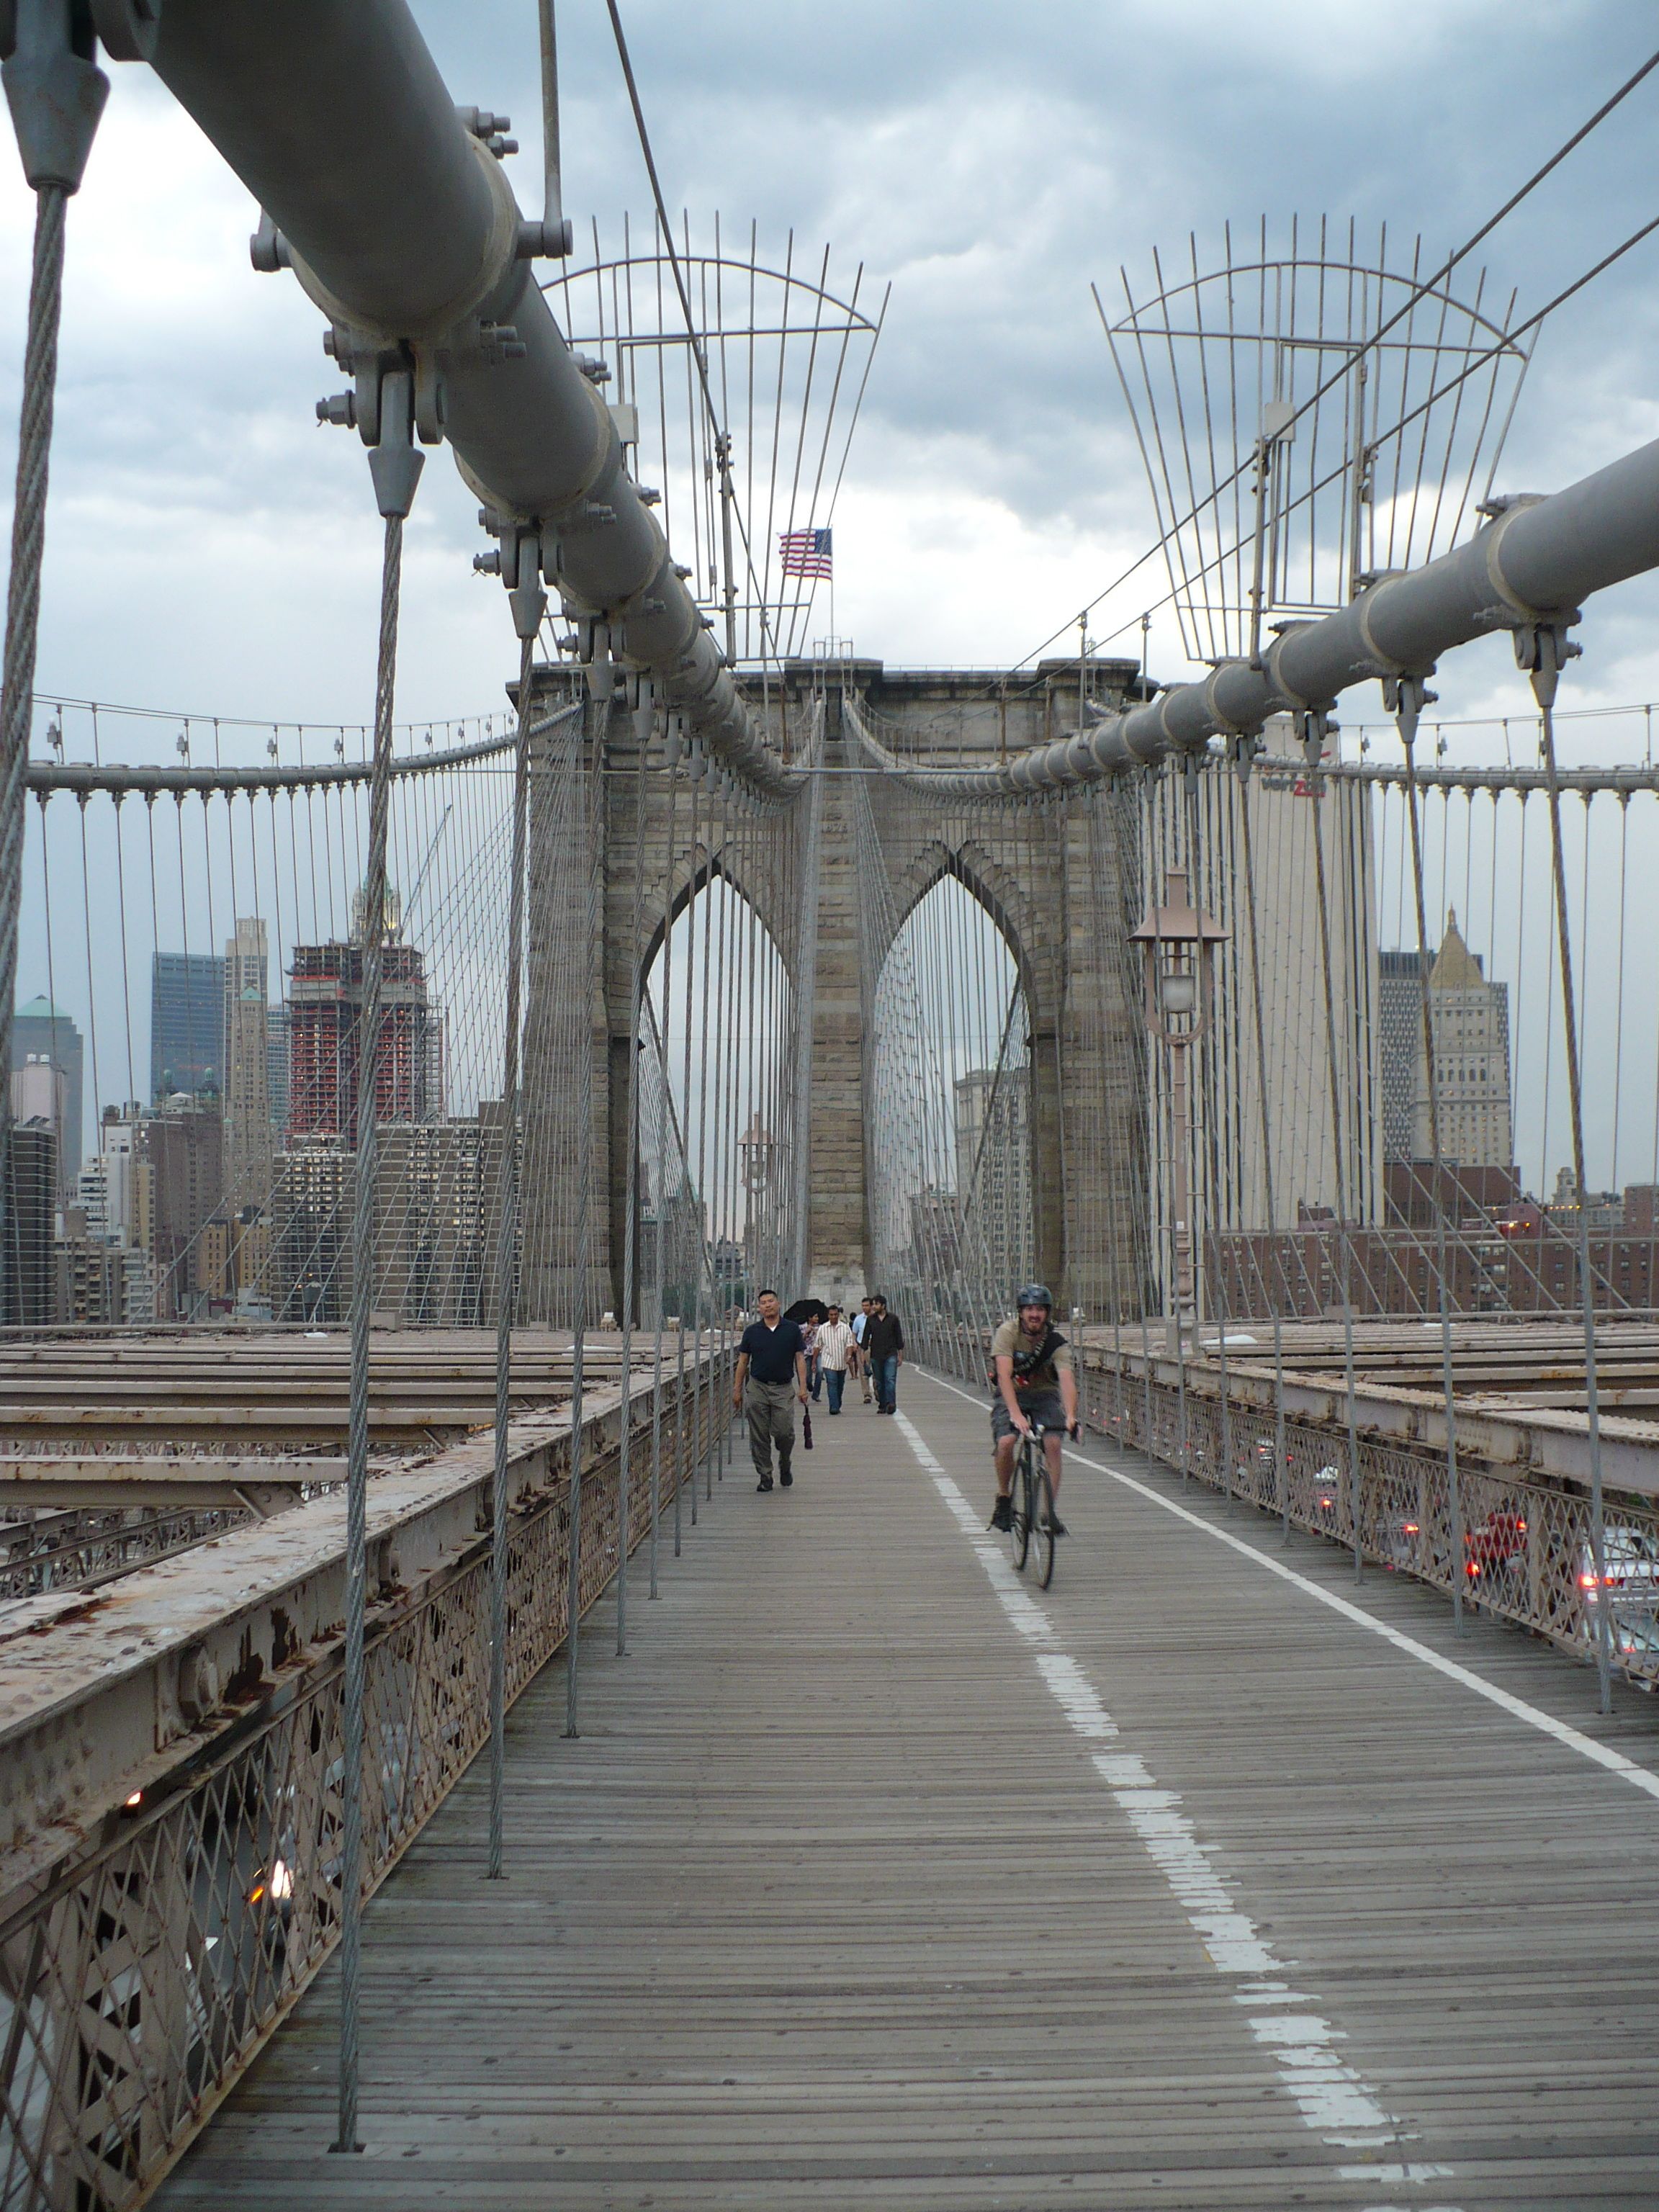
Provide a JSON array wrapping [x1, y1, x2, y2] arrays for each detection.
[[876, 835, 1044, 1012], [638, 843, 798, 989]]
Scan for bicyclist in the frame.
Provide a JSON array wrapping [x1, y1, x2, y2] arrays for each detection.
[[988, 1283, 1079, 1535]]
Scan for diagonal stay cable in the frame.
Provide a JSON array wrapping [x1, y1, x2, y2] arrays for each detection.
[[1006, 46, 1659, 684], [1056, 200, 1659, 691], [604, 0, 801, 684]]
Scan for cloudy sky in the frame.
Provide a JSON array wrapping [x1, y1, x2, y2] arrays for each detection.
[[2, 0, 1658, 765]]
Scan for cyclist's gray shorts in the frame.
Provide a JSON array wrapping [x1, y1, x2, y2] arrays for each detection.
[[991, 1388, 1066, 1442]]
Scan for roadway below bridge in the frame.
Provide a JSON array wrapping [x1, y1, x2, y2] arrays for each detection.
[[155, 1371, 1659, 2210]]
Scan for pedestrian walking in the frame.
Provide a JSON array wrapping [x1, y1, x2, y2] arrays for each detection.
[[852, 1295, 875, 1403], [802, 1313, 823, 1402], [733, 1290, 809, 1491], [864, 1294, 905, 1415], [815, 1304, 855, 1414]]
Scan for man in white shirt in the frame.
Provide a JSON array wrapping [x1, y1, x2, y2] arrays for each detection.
[[850, 1295, 874, 1403], [815, 1305, 855, 1413]]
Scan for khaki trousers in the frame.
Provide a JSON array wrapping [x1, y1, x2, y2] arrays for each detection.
[[745, 1379, 796, 1480]]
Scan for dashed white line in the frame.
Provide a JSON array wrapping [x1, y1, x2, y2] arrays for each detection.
[[892, 1408, 1454, 2200], [922, 1367, 1659, 1805]]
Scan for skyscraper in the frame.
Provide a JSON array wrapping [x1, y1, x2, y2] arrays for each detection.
[[1, 1118, 56, 1323], [223, 918, 272, 1209], [144, 1100, 223, 1318], [953, 1066, 1033, 1291], [288, 931, 435, 1137], [266, 1002, 291, 1137], [12, 993, 83, 1200], [1377, 949, 1428, 1163], [1409, 910, 1513, 1168], [150, 951, 223, 1104]]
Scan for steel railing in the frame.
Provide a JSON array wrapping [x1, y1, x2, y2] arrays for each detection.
[[1076, 1352, 1659, 1689], [0, 1349, 732, 2212]]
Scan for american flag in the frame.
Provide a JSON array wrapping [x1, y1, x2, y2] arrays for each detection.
[[778, 526, 833, 578]]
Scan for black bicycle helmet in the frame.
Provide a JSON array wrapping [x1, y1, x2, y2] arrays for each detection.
[[1015, 1282, 1053, 1309]]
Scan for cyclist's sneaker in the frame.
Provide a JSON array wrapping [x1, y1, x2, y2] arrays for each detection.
[[989, 1496, 1012, 1532], [1045, 1511, 1067, 1537]]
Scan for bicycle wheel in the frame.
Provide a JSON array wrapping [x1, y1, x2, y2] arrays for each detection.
[[1009, 1445, 1032, 1570], [1032, 1465, 1056, 1588]]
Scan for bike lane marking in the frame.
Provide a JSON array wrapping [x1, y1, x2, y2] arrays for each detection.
[[893, 1405, 1460, 2210], [926, 1367, 1659, 1805]]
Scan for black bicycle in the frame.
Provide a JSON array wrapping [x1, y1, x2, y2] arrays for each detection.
[[1008, 1421, 1058, 1589]]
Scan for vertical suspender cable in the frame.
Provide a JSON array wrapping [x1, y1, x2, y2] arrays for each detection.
[[565, 693, 599, 1737], [683, 768, 700, 1521], [337, 389, 421, 2149], [487, 634, 535, 1876], [656, 747, 678, 1581], [695, 770, 716, 1493], [0, 19, 106, 1289], [0, 182, 66, 1133], [791, 739, 824, 1295], [1396, 685, 1465, 1637], [617, 710, 650, 1653], [1307, 750, 1364, 1581], [536, 0, 570, 256], [1235, 761, 1290, 1536], [1532, 647, 1613, 1712]]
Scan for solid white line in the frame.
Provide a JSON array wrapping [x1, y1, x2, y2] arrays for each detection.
[[919, 1368, 1659, 1806], [891, 1408, 1450, 2190]]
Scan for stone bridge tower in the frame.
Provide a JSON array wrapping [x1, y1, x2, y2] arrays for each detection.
[[515, 657, 1152, 1327]]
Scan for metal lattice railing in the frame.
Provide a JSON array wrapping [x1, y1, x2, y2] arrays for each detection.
[[1077, 1355, 1659, 1688], [0, 1506, 251, 1601], [0, 1364, 727, 2212]]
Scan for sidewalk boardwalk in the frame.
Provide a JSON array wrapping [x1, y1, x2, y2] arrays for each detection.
[[156, 1372, 1659, 2209]]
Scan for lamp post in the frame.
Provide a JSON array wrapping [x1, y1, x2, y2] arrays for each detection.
[[1130, 868, 1227, 1377], [737, 1109, 775, 1300]]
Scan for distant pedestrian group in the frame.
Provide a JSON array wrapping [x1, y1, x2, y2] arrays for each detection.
[[735, 1290, 906, 1490]]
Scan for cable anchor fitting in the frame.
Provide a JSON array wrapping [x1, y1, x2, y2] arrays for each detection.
[[1381, 672, 1438, 751], [1512, 618, 1581, 714], [1, 0, 109, 193], [1296, 705, 1339, 773], [365, 367, 424, 521]]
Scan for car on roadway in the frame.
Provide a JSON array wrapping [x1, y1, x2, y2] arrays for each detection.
[[1577, 1523, 1659, 1658]]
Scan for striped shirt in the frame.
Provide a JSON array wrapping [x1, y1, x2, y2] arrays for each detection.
[[817, 1320, 855, 1371]]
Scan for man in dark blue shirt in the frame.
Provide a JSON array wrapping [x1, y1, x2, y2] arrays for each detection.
[[733, 1289, 809, 1491]]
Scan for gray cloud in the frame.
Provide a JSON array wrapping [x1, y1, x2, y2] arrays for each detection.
[[0, 0, 1653, 745]]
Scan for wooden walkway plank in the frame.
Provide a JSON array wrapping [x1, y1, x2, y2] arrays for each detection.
[[151, 1370, 1659, 2209]]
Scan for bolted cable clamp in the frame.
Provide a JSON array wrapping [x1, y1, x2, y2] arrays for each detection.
[[515, 216, 574, 259], [251, 208, 291, 273], [478, 320, 526, 363]]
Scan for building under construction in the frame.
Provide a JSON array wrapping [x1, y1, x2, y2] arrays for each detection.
[[287, 936, 439, 1138]]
